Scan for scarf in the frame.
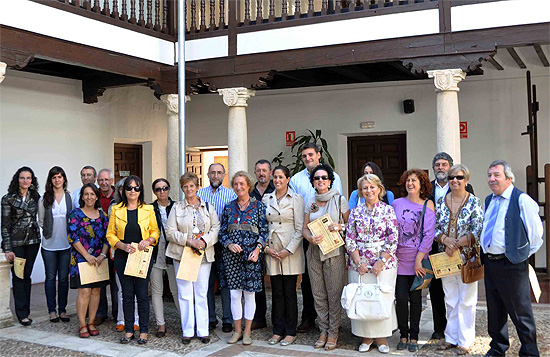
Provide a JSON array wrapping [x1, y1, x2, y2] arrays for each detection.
[[315, 189, 342, 223]]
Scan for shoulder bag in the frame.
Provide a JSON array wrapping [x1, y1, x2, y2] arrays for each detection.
[[341, 273, 393, 321], [410, 200, 435, 291], [461, 236, 484, 284]]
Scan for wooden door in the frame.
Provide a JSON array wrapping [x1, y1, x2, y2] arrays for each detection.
[[214, 156, 229, 188], [347, 134, 407, 198], [186, 152, 203, 187], [114, 144, 143, 184]]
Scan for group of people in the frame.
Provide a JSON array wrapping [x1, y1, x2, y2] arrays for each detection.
[[0, 143, 543, 356]]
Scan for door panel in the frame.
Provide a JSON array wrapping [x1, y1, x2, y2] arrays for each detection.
[[114, 144, 143, 184]]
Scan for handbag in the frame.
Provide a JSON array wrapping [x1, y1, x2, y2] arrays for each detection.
[[410, 200, 434, 291], [461, 237, 484, 284], [341, 273, 393, 321]]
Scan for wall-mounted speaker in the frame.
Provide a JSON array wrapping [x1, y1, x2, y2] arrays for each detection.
[[403, 99, 415, 114]]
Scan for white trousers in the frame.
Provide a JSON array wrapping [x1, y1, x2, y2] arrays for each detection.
[[115, 273, 139, 325], [150, 265, 179, 325], [442, 274, 478, 348], [173, 261, 211, 338], [230, 289, 256, 321]]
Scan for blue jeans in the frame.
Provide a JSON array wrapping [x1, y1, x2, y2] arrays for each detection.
[[41, 248, 70, 314]]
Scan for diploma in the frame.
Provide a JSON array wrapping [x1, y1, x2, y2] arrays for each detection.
[[14, 257, 26, 279], [124, 242, 153, 279], [307, 214, 345, 255], [176, 246, 204, 282], [429, 250, 463, 279], [529, 264, 541, 303], [78, 260, 109, 285]]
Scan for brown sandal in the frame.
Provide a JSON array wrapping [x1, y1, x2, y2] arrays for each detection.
[[314, 334, 327, 349], [437, 342, 456, 351], [325, 336, 338, 351], [87, 324, 99, 336], [79, 325, 90, 338], [456, 346, 470, 355]]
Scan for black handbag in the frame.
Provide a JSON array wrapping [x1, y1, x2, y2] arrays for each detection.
[[410, 201, 434, 291]]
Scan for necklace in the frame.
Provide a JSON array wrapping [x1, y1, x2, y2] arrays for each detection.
[[237, 198, 250, 211], [276, 189, 287, 203], [448, 192, 468, 238]]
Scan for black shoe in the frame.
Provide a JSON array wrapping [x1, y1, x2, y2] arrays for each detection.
[[200, 336, 211, 344], [431, 331, 444, 340], [95, 316, 107, 326], [20, 318, 33, 326], [408, 342, 419, 352], [156, 328, 166, 338], [59, 315, 70, 323], [209, 321, 218, 330], [396, 340, 408, 350], [182, 337, 192, 344], [296, 320, 315, 333], [222, 323, 233, 333], [120, 335, 134, 344], [50, 315, 60, 323], [251, 321, 267, 330], [137, 338, 148, 345]]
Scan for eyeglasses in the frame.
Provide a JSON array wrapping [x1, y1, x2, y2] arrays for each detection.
[[313, 176, 329, 181], [154, 186, 170, 193], [448, 175, 465, 181], [126, 186, 141, 192]]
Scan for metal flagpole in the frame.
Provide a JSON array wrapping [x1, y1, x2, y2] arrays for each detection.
[[178, 0, 186, 200]]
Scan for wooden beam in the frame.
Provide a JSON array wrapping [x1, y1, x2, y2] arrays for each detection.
[[488, 56, 504, 70], [507, 47, 526, 69], [534, 44, 550, 67]]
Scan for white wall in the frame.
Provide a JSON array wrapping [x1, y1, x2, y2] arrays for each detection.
[[0, 71, 169, 282]]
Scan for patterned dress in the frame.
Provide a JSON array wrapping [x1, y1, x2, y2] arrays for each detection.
[[219, 198, 268, 292], [67, 208, 109, 281]]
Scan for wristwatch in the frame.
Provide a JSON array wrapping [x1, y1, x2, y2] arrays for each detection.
[[256, 243, 263, 252], [378, 256, 388, 264]]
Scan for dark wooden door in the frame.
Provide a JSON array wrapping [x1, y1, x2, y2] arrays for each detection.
[[186, 152, 203, 187], [114, 144, 143, 184], [347, 134, 407, 198]]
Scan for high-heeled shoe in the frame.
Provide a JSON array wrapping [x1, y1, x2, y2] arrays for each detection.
[[314, 334, 327, 349], [325, 336, 338, 351]]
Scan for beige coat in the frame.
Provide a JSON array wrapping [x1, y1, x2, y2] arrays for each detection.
[[262, 188, 305, 276], [165, 198, 219, 263]]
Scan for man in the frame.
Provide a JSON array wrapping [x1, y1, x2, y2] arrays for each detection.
[[427, 152, 474, 340], [481, 160, 542, 356], [95, 169, 117, 324], [249, 159, 275, 330], [198, 163, 237, 333], [289, 142, 343, 333], [72, 166, 97, 208]]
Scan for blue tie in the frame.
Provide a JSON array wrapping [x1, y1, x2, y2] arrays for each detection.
[[483, 195, 502, 249]]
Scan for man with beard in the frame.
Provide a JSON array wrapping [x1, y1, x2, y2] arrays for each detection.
[[249, 159, 275, 330], [198, 163, 237, 333], [428, 152, 474, 340]]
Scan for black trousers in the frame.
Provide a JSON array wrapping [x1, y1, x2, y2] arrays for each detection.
[[114, 251, 152, 334], [97, 256, 118, 319], [428, 242, 447, 334], [483, 254, 539, 356], [300, 239, 317, 322], [395, 274, 422, 341], [253, 272, 267, 324], [11, 243, 40, 322], [271, 274, 298, 336]]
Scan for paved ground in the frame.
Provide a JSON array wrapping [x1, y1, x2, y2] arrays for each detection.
[[1, 281, 549, 356]]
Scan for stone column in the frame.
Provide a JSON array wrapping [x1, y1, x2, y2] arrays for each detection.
[[218, 88, 256, 180], [427, 69, 466, 163], [160, 94, 190, 189]]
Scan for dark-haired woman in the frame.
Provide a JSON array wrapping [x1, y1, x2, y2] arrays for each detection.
[[349, 162, 394, 209], [302, 164, 350, 351], [263, 165, 305, 347], [106, 175, 159, 345], [37, 166, 73, 323], [67, 183, 110, 338], [391, 169, 435, 353], [150, 178, 179, 337], [1, 167, 41, 326]]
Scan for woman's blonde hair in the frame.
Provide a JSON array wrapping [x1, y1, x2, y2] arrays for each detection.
[[448, 164, 470, 182], [180, 171, 199, 188], [231, 171, 255, 193], [357, 174, 386, 201]]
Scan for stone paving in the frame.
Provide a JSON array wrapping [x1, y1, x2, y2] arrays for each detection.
[[1, 287, 549, 356]]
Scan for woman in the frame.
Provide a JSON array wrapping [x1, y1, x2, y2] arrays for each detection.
[[349, 162, 394, 209], [1, 167, 41, 326], [302, 164, 350, 351], [67, 183, 110, 338], [150, 178, 179, 338], [106, 175, 160, 345], [165, 172, 219, 344], [435, 164, 483, 355], [346, 174, 398, 354], [391, 169, 435, 353], [38, 166, 73, 323], [220, 171, 268, 346], [263, 165, 305, 347]]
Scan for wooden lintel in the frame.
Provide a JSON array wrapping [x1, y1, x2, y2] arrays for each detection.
[[507, 47, 527, 69], [534, 45, 550, 67]]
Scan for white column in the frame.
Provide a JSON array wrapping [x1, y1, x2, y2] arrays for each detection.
[[427, 69, 466, 164], [218, 88, 256, 180], [0, 62, 6, 84], [160, 94, 190, 190]]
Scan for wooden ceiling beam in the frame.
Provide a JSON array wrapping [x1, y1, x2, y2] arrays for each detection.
[[507, 47, 527, 69], [533, 45, 550, 67], [488, 57, 504, 71]]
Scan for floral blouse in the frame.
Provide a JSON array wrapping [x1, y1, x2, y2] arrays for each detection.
[[435, 193, 484, 257], [67, 208, 109, 278], [345, 201, 399, 270]]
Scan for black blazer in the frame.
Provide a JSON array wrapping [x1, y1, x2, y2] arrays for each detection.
[[152, 198, 175, 264]]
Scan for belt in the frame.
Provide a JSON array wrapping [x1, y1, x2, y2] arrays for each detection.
[[486, 253, 506, 261]]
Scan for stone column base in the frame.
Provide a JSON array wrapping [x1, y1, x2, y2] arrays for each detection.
[[0, 253, 14, 328]]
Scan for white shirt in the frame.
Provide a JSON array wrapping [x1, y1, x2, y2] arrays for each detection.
[[154, 204, 169, 269], [434, 180, 449, 205], [289, 168, 343, 204], [481, 184, 543, 256], [38, 195, 70, 251]]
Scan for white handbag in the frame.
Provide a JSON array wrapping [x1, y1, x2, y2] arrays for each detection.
[[341, 273, 393, 321]]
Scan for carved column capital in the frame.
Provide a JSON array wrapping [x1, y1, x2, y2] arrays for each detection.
[[427, 69, 466, 92], [218, 87, 256, 107], [160, 94, 191, 115], [0, 62, 7, 84]]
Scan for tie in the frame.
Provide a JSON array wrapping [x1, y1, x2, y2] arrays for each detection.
[[483, 195, 502, 249]]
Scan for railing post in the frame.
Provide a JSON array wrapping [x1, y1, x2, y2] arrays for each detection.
[[210, 0, 216, 30], [200, 0, 206, 32], [256, 0, 263, 24], [228, 0, 237, 55]]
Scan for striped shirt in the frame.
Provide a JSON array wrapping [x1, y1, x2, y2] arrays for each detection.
[[197, 185, 237, 220]]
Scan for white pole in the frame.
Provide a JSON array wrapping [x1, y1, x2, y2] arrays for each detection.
[[178, 0, 186, 200]]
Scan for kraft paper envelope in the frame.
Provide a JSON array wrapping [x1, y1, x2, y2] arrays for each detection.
[[14, 257, 26, 279], [124, 243, 153, 279], [78, 260, 109, 285], [177, 246, 203, 282]]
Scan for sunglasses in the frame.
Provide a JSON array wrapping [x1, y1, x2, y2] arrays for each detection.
[[126, 185, 141, 192], [313, 175, 329, 181], [154, 186, 170, 193], [448, 175, 465, 181]]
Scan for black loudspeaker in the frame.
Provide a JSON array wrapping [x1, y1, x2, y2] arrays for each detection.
[[403, 99, 415, 114]]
